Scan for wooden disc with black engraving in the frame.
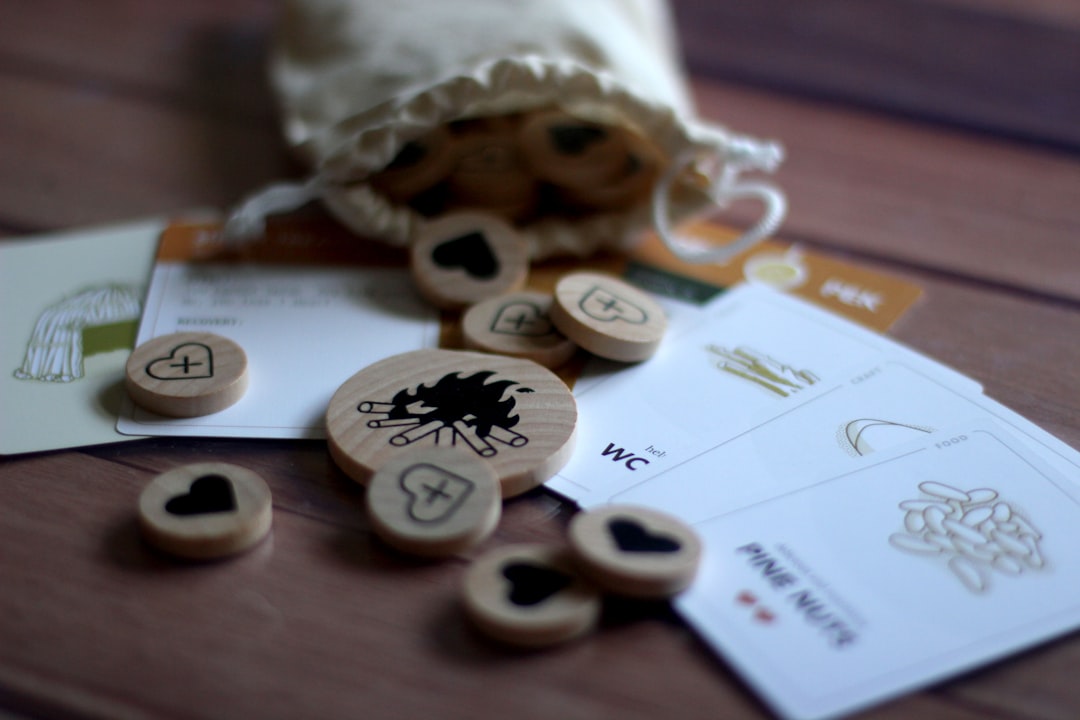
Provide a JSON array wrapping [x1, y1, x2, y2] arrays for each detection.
[[410, 212, 529, 310], [549, 272, 667, 362], [518, 110, 630, 190], [567, 505, 701, 598], [125, 331, 249, 417], [365, 447, 501, 558], [461, 291, 578, 369], [370, 125, 461, 203], [461, 543, 601, 648], [138, 462, 272, 560], [326, 349, 576, 498]]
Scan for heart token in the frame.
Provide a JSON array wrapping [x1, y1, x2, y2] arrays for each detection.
[[567, 505, 701, 598], [365, 447, 501, 558], [125, 332, 248, 417], [461, 544, 601, 648], [518, 110, 631, 190], [410, 212, 529, 310], [138, 462, 272, 560], [461, 291, 578, 369], [326, 349, 576, 498], [549, 272, 667, 362]]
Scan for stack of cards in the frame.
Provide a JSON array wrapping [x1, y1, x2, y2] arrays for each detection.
[[547, 283, 1080, 719]]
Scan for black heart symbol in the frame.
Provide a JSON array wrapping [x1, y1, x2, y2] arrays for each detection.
[[164, 474, 237, 516], [549, 124, 608, 156], [501, 562, 573, 607], [432, 231, 498, 279], [608, 518, 681, 554]]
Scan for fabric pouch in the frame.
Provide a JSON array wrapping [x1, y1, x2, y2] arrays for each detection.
[[228, 0, 786, 263]]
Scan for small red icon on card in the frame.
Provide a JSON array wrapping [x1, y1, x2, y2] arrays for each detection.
[[735, 589, 777, 625]]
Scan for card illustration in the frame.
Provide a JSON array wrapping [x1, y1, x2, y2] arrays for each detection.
[[705, 345, 819, 398], [889, 480, 1047, 594], [579, 286, 647, 324], [398, 462, 475, 524], [491, 300, 554, 337], [13, 283, 142, 383], [358, 370, 531, 458], [838, 418, 934, 457], [501, 561, 573, 606], [164, 474, 236, 516], [736, 590, 777, 625], [146, 342, 214, 380], [432, 231, 498, 279]]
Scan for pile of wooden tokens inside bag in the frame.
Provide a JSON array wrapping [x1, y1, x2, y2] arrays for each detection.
[[125, 110, 703, 650]]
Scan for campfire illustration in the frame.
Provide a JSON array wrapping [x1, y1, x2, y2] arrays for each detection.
[[357, 370, 531, 458]]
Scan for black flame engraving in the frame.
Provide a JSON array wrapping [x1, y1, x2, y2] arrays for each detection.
[[358, 371, 531, 458]]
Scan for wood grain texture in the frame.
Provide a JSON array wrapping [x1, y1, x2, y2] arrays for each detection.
[[0, 0, 1078, 718]]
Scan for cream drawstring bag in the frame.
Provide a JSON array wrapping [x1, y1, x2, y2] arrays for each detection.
[[227, 0, 786, 264]]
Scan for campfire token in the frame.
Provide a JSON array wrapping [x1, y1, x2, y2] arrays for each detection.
[[549, 272, 666, 362], [410, 212, 529, 310], [366, 448, 501, 558], [125, 332, 249, 417], [138, 462, 272, 560], [462, 291, 578, 369], [462, 544, 601, 648], [326, 349, 576, 498], [567, 505, 701, 598]]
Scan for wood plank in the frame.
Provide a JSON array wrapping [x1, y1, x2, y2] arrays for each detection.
[[689, 79, 1080, 302], [670, 0, 1080, 149]]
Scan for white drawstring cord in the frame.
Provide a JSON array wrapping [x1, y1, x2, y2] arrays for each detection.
[[221, 175, 328, 243], [652, 136, 787, 265]]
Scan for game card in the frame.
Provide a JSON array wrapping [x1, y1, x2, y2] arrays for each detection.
[[676, 422, 1080, 719], [547, 284, 980, 504], [116, 219, 440, 439]]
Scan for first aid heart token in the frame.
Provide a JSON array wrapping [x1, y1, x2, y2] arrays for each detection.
[[549, 272, 667, 362], [125, 332, 249, 417]]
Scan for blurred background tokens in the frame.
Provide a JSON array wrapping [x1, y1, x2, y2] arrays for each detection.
[[461, 543, 601, 648], [462, 291, 578, 369], [567, 505, 701, 599], [410, 212, 529, 309], [137, 462, 272, 560], [125, 331, 249, 417], [369, 125, 460, 203], [326, 349, 576, 498], [549, 272, 667, 362], [365, 448, 501, 558]]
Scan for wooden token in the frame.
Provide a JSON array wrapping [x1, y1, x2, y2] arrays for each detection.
[[446, 133, 539, 219], [138, 462, 272, 560], [548, 272, 667, 362], [365, 448, 501, 558], [461, 543, 601, 648], [370, 126, 460, 203], [567, 505, 701, 598], [326, 349, 576, 498], [410, 212, 529, 310], [560, 128, 662, 211], [125, 331, 249, 417], [461, 291, 578, 369], [518, 110, 629, 190]]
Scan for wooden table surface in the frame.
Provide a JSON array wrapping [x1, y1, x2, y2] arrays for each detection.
[[2, 1, 1078, 718]]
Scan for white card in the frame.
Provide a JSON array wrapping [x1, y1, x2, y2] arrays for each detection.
[[547, 284, 980, 503], [117, 261, 439, 439], [677, 422, 1080, 719]]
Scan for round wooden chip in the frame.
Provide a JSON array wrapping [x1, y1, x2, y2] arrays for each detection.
[[410, 212, 529, 310], [549, 272, 666, 362], [567, 505, 701, 598], [518, 110, 629, 190], [560, 128, 662, 211], [446, 134, 539, 219], [370, 125, 460, 202], [461, 543, 601, 648], [138, 462, 272, 560], [461, 291, 578, 369], [326, 349, 576, 498], [365, 448, 501, 558], [125, 331, 249, 417]]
